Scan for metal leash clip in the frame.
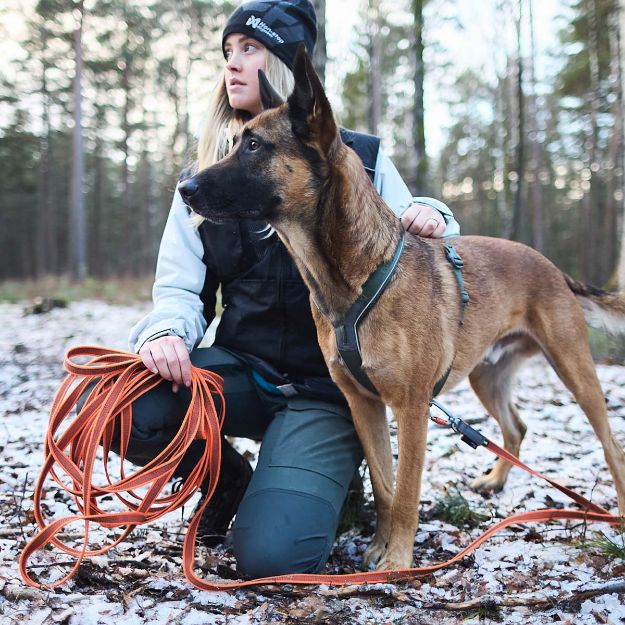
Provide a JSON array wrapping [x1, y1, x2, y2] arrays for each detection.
[[429, 399, 488, 450]]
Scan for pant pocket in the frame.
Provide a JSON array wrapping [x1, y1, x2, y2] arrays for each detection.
[[266, 400, 363, 487]]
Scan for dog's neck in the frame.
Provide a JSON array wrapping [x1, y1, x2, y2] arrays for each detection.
[[274, 143, 403, 321]]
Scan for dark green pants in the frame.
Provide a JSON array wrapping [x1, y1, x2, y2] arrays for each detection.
[[115, 346, 363, 578]]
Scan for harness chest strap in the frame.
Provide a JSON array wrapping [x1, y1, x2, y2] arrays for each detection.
[[333, 230, 405, 395]]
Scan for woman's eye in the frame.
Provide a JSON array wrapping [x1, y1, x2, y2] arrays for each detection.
[[249, 139, 260, 151]]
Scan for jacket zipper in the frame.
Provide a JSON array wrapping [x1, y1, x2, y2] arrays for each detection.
[[277, 243, 286, 372]]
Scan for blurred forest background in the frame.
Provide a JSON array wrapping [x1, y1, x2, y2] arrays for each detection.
[[1, 0, 625, 293]]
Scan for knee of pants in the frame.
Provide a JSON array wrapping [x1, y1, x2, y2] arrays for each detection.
[[232, 489, 338, 578]]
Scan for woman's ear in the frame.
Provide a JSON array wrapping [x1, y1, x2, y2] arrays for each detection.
[[258, 70, 285, 111]]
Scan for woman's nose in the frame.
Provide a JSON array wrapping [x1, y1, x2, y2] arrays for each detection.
[[226, 53, 240, 71]]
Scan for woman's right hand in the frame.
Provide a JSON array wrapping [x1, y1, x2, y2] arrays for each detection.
[[139, 335, 192, 393]]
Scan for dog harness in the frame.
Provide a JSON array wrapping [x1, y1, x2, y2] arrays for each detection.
[[334, 234, 469, 397], [333, 231, 406, 394]]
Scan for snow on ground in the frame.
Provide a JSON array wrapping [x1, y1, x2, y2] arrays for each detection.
[[1, 300, 624, 625]]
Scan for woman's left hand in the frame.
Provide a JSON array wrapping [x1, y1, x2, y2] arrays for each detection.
[[400, 202, 447, 238]]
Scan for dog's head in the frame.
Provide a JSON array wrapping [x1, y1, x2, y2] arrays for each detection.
[[178, 46, 340, 225]]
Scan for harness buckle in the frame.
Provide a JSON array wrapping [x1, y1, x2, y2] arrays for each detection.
[[444, 245, 464, 270]]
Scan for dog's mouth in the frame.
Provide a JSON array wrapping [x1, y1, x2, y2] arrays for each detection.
[[192, 206, 266, 224], [181, 194, 279, 224]]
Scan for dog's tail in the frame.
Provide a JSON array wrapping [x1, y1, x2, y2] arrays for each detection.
[[564, 274, 625, 334]]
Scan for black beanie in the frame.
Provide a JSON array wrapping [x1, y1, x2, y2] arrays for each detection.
[[222, 0, 317, 70]]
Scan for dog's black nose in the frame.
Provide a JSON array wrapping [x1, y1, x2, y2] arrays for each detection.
[[178, 179, 199, 199]]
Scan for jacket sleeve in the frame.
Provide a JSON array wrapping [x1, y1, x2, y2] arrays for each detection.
[[373, 148, 461, 239], [128, 186, 217, 353]]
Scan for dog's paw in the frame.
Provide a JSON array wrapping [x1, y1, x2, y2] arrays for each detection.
[[470, 473, 505, 494], [363, 538, 386, 569], [376, 551, 413, 572]]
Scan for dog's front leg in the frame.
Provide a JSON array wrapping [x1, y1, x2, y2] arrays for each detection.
[[339, 387, 394, 569], [376, 401, 430, 571]]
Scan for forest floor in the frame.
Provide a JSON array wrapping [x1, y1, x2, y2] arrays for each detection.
[[1, 300, 625, 625]]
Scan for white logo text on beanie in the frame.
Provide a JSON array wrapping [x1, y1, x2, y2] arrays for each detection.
[[246, 15, 285, 45]]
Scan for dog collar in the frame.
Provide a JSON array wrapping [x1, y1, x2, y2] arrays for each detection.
[[332, 230, 406, 395]]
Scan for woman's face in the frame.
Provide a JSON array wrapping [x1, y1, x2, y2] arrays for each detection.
[[224, 33, 267, 117]]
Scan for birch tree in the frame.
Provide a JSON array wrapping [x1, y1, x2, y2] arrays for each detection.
[[69, 0, 87, 279], [367, 0, 383, 135], [510, 0, 526, 243], [528, 0, 545, 253]]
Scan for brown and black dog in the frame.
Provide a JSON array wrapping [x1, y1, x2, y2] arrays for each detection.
[[179, 48, 625, 571]]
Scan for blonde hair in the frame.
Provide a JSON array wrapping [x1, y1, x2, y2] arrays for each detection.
[[197, 49, 295, 171]]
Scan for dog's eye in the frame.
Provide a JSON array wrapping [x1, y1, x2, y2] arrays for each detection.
[[248, 138, 260, 151]]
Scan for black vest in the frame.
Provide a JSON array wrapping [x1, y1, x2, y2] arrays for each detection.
[[193, 129, 380, 402]]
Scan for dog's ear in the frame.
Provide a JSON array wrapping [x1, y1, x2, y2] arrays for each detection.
[[258, 70, 285, 111], [287, 45, 338, 155]]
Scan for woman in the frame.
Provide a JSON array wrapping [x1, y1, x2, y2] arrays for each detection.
[[127, 0, 460, 578]]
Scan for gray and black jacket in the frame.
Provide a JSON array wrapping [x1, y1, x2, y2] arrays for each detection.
[[130, 130, 460, 402]]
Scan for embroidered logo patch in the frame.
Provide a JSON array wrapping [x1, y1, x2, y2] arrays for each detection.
[[246, 15, 285, 44]]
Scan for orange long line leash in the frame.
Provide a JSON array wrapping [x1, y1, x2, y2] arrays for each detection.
[[19, 347, 623, 592]]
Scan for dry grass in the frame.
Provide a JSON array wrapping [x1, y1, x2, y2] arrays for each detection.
[[0, 276, 153, 305]]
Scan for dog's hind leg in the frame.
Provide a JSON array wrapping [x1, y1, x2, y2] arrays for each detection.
[[468, 335, 539, 494], [534, 309, 625, 516]]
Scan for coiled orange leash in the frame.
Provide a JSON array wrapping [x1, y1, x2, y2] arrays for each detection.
[[19, 347, 623, 591], [18, 346, 225, 589]]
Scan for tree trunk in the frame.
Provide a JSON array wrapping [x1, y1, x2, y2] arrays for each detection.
[[36, 41, 52, 278], [583, 0, 601, 283], [367, 0, 383, 135], [70, 0, 87, 279], [412, 0, 428, 194], [168, 58, 182, 178], [618, 0, 625, 290], [528, 0, 544, 252], [511, 0, 526, 243], [91, 105, 104, 277], [121, 53, 133, 275], [605, 8, 621, 285], [312, 0, 326, 84]]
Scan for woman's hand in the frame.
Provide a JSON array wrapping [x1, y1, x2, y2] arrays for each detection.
[[139, 335, 192, 393], [400, 202, 447, 238]]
